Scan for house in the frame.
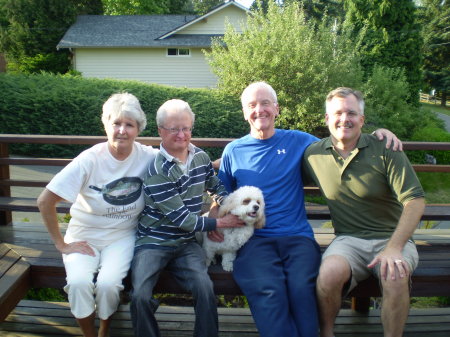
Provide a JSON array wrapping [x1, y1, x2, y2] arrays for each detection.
[[57, 1, 249, 88]]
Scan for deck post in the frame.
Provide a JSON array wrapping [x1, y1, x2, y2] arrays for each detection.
[[0, 143, 11, 225]]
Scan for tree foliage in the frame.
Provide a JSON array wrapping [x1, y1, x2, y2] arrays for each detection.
[[344, 0, 423, 103], [361, 65, 416, 137], [192, 0, 224, 15], [101, 0, 195, 15], [0, 0, 102, 73], [0, 0, 203, 74], [418, 0, 449, 106], [101, 0, 224, 15], [206, 1, 364, 136], [250, 0, 344, 22], [285, 0, 344, 22]]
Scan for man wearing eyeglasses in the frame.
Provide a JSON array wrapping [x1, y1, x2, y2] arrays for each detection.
[[129, 99, 244, 337]]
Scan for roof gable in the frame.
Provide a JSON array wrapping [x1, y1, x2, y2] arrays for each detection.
[[158, 1, 249, 39]]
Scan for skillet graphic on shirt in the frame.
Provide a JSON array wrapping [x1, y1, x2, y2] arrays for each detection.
[[89, 177, 143, 205]]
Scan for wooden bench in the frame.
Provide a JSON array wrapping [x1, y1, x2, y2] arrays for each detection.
[[3, 299, 450, 336], [0, 134, 450, 333], [0, 243, 30, 322]]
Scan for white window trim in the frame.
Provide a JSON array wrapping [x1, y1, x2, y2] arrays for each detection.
[[167, 48, 191, 57]]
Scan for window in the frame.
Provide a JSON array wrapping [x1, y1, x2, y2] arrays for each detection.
[[167, 48, 190, 57]]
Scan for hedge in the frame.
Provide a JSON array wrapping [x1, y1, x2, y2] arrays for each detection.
[[0, 73, 248, 159]]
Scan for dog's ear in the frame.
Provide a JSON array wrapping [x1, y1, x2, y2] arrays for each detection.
[[254, 213, 265, 229], [254, 194, 265, 229]]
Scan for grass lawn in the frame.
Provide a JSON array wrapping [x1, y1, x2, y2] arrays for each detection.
[[417, 172, 450, 203], [411, 297, 450, 308]]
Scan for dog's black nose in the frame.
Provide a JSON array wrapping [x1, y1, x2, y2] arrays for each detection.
[[253, 205, 259, 211]]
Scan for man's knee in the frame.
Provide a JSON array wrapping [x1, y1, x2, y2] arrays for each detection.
[[131, 287, 159, 313], [318, 255, 351, 290], [66, 273, 94, 292], [381, 274, 410, 297], [96, 277, 123, 295], [189, 273, 215, 296]]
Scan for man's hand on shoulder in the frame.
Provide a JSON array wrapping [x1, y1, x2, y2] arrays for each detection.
[[373, 128, 403, 152]]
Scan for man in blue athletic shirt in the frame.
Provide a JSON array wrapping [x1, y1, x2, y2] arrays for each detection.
[[208, 82, 400, 337]]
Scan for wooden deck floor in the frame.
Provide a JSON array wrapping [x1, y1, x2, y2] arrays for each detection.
[[1, 300, 450, 336]]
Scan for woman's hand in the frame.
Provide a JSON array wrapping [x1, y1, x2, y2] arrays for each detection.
[[38, 189, 96, 256], [56, 240, 96, 256]]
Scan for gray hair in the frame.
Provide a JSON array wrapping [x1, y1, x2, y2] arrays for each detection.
[[102, 93, 147, 132], [156, 99, 195, 127], [241, 81, 278, 106], [325, 87, 365, 115]]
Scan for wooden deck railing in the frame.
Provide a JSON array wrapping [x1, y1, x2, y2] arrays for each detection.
[[0, 133, 449, 225]]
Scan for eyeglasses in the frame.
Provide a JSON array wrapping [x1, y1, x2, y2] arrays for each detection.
[[160, 126, 193, 134]]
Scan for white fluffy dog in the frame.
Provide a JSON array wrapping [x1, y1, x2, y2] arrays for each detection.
[[203, 186, 265, 271]]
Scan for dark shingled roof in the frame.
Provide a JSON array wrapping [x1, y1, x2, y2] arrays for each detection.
[[57, 15, 224, 49]]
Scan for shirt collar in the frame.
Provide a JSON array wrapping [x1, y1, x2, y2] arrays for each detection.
[[159, 142, 195, 164], [324, 133, 370, 150]]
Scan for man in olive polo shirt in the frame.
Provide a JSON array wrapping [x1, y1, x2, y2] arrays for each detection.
[[303, 87, 425, 337]]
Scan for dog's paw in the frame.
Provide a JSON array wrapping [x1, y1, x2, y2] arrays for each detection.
[[222, 260, 234, 272], [205, 255, 218, 267]]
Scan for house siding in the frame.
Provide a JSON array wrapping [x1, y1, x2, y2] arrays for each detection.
[[74, 48, 217, 88], [179, 6, 247, 34]]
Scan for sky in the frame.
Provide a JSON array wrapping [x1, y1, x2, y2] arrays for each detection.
[[236, 0, 254, 9]]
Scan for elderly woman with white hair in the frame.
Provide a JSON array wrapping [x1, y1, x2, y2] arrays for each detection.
[[37, 92, 157, 337]]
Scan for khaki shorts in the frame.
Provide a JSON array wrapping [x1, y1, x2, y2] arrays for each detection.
[[322, 235, 419, 295]]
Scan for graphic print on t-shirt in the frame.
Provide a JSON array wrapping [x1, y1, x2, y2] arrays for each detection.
[[89, 177, 143, 205]]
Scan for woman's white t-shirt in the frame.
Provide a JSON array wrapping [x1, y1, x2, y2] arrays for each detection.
[[46, 141, 157, 247]]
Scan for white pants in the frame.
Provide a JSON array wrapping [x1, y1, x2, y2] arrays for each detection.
[[62, 234, 135, 320]]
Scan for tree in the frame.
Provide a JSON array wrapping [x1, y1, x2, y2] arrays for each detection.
[[250, 0, 344, 22], [419, 0, 449, 106], [206, 1, 364, 135], [166, 0, 196, 14], [0, 0, 102, 73], [250, 0, 281, 12], [285, 0, 344, 22], [344, 0, 423, 103], [101, 0, 211, 15], [191, 0, 224, 15], [102, 0, 170, 15]]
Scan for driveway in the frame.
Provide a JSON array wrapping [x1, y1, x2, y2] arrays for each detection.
[[437, 113, 450, 132]]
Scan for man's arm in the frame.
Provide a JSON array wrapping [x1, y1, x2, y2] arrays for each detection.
[[367, 197, 425, 279], [212, 158, 221, 170]]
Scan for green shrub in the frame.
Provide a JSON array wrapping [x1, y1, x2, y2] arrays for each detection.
[[25, 288, 67, 302], [8, 53, 71, 74], [361, 65, 424, 139], [408, 126, 450, 164], [0, 73, 247, 159]]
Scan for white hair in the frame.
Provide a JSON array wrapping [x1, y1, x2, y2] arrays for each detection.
[[156, 99, 195, 127], [102, 92, 147, 132], [241, 81, 278, 106]]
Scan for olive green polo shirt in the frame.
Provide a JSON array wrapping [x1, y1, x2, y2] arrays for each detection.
[[303, 134, 424, 239]]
